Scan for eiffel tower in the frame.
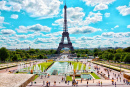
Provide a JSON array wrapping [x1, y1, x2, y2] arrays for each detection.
[[57, 3, 74, 54]]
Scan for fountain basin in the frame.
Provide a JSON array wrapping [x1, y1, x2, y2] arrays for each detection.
[[81, 74, 93, 80]]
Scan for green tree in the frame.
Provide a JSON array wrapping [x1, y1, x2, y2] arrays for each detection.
[[38, 54, 44, 59], [12, 54, 21, 61], [94, 52, 98, 57], [116, 48, 123, 53], [29, 49, 36, 54], [44, 56, 48, 59], [0, 47, 10, 62], [123, 53, 130, 63], [120, 53, 126, 62], [123, 47, 130, 52], [108, 53, 114, 60], [114, 53, 121, 62], [77, 54, 80, 58], [99, 55, 102, 59], [102, 53, 108, 60], [85, 49, 88, 54]]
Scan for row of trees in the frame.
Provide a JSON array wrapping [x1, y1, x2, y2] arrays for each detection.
[[0, 47, 57, 62], [94, 47, 130, 63], [71, 47, 130, 63]]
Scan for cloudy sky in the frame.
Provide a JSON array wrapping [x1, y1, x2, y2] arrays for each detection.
[[0, 0, 130, 49]]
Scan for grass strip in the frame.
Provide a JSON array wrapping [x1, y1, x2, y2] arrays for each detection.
[[66, 76, 72, 81], [91, 73, 100, 79]]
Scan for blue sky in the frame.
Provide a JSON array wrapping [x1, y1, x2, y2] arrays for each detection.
[[0, 0, 130, 49]]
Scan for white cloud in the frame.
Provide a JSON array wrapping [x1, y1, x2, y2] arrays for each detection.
[[80, 36, 94, 40], [0, 16, 4, 23], [102, 32, 114, 37], [114, 25, 119, 28], [82, 0, 115, 11], [127, 25, 130, 28], [11, 14, 18, 19], [65, 7, 85, 21], [34, 38, 53, 44], [84, 12, 102, 24], [16, 24, 51, 33], [9, 0, 62, 18], [104, 13, 110, 17], [12, 4, 22, 12], [94, 3, 108, 11], [0, 16, 6, 29], [82, 0, 116, 6], [0, 1, 12, 11], [1, 29, 16, 35], [116, 5, 130, 16], [15, 35, 28, 39], [69, 26, 102, 34], [111, 25, 119, 30]]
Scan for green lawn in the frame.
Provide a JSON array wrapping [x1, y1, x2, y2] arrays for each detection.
[[33, 62, 54, 72], [67, 61, 86, 70], [24, 62, 54, 72], [91, 73, 100, 79], [66, 76, 72, 81]]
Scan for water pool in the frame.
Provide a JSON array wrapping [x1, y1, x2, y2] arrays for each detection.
[[81, 74, 93, 79], [46, 62, 69, 75]]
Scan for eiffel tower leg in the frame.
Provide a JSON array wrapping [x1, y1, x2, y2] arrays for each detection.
[[67, 35, 71, 43]]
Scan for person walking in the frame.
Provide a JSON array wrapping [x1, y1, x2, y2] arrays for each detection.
[[120, 77, 121, 82], [101, 81, 102, 87], [49, 82, 50, 86], [31, 81, 33, 86], [93, 79, 94, 83], [81, 78, 82, 83], [76, 80, 78, 86], [43, 81, 45, 86], [99, 81, 100, 86], [115, 82, 116, 87], [54, 81, 56, 86], [68, 81, 70, 85], [87, 81, 88, 87], [117, 77, 118, 81]]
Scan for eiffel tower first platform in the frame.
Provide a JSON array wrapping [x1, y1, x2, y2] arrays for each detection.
[[57, 3, 74, 54]]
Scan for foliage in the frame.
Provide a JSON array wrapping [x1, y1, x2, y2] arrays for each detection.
[[38, 54, 44, 59], [116, 48, 123, 53], [102, 52, 109, 60], [123, 53, 130, 63], [91, 73, 100, 79], [0, 47, 10, 61], [77, 54, 80, 58], [108, 53, 114, 60], [114, 53, 121, 62], [66, 76, 72, 81], [123, 47, 130, 52]]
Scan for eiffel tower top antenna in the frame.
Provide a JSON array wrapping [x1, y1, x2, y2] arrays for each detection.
[[64, 0, 67, 32]]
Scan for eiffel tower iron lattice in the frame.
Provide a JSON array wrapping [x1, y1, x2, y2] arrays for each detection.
[[57, 3, 74, 54]]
